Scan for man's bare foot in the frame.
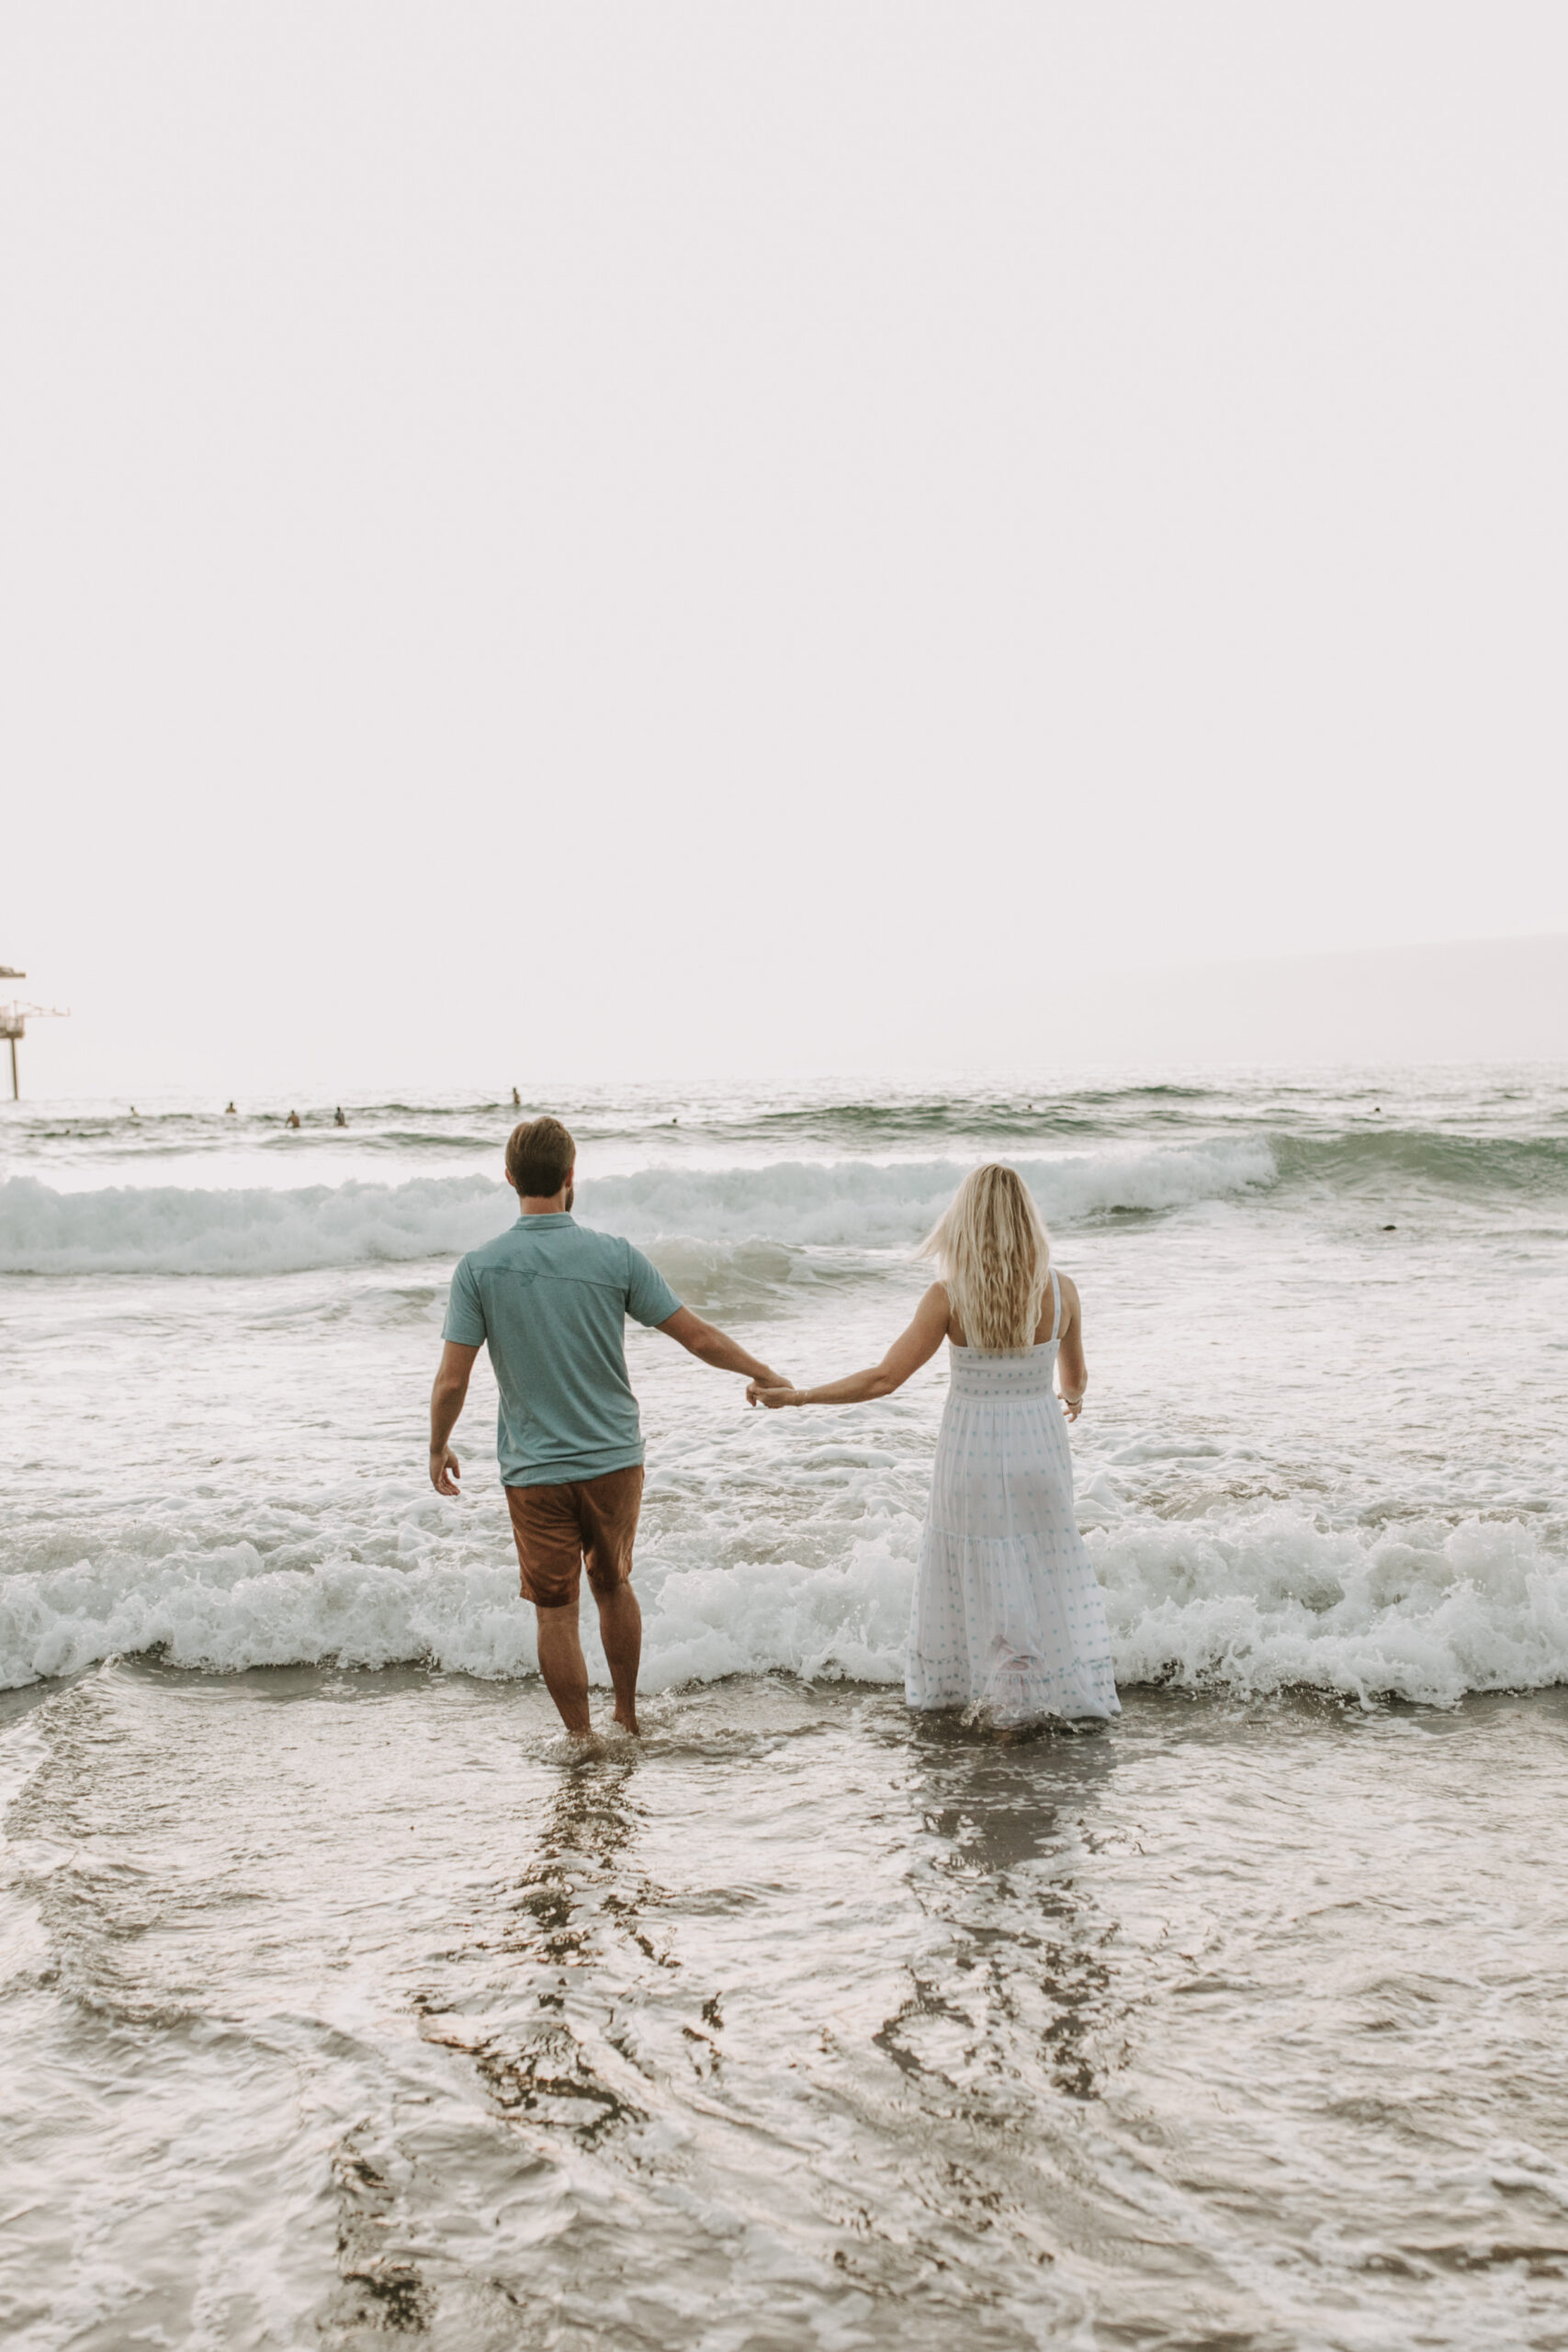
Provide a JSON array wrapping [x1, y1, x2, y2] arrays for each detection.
[[613, 1708, 640, 1737]]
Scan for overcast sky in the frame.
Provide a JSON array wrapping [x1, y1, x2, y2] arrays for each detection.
[[3, 4, 1565, 1092]]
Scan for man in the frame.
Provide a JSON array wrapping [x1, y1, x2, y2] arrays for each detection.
[[428, 1114, 787, 1737]]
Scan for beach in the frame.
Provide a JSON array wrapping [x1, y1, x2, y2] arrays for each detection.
[[3, 1072, 1567, 2346]]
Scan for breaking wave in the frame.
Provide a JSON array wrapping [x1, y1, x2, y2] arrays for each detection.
[[1271, 1129, 1568, 1200], [0, 1172, 506, 1278], [4, 1503, 1562, 1709], [586, 1145, 1276, 1247], [0, 1143, 1274, 1277]]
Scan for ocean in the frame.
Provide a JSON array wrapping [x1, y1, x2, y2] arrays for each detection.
[[3, 1071, 1566, 2348]]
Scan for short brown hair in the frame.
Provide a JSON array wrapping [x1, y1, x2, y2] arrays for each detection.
[[505, 1115, 575, 1198]]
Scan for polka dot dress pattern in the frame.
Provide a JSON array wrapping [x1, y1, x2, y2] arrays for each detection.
[[906, 1273, 1120, 1727]]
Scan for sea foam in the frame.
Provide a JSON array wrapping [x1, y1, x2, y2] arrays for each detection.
[[0, 1142, 1274, 1277], [4, 1503, 1562, 1709]]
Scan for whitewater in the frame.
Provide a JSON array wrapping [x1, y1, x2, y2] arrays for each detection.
[[3, 1074, 1564, 1708], [5, 1069, 1568, 2349]]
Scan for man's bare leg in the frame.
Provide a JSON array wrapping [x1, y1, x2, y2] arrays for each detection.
[[535, 1602, 592, 1736], [594, 1582, 642, 1736]]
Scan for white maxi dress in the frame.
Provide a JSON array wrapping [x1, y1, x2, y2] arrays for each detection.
[[906, 1271, 1120, 1725]]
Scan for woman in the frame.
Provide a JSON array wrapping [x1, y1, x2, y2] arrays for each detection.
[[748, 1165, 1119, 1727]]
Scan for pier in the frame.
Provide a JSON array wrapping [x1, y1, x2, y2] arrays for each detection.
[[0, 968, 69, 1099]]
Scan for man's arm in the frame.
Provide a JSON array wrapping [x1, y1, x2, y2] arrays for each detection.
[[430, 1340, 480, 1493], [658, 1306, 787, 1389]]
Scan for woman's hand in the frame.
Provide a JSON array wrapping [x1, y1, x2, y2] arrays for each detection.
[[1059, 1394, 1083, 1423], [747, 1381, 799, 1408]]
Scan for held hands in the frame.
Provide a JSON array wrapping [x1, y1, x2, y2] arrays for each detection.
[[430, 1445, 461, 1495], [747, 1379, 799, 1409]]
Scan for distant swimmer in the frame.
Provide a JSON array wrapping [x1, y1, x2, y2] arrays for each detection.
[[130, 1105, 139, 1119], [225, 1101, 236, 1114], [287, 1109, 301, 1129], [512, 1087, 521, 1107], [334, 1106, 347, 1127]]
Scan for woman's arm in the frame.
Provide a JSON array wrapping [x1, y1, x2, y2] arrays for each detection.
[[1055, 1274, 1088, 1420], [747, 1284, 951, 1408]]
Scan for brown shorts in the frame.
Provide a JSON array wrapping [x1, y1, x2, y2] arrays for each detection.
[[504, 1464, 645, 1611]]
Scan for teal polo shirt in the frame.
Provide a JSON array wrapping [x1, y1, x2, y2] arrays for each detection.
[[442, 1215, 682, 1487]]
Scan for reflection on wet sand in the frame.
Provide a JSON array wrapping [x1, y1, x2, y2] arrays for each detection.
[[417, 1747, 663, 2153], [805, 1715, 1143, 2303], [893, 1719, 1125, 2111], [10, 1671, 1565, 2347], [390, 1701, 1140, 2346]]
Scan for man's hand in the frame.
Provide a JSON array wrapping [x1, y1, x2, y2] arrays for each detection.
[[430, 1444, 462, 1495]]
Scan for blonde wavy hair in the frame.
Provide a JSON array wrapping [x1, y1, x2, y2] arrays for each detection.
[[919, 1164, 1051, 1351]]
